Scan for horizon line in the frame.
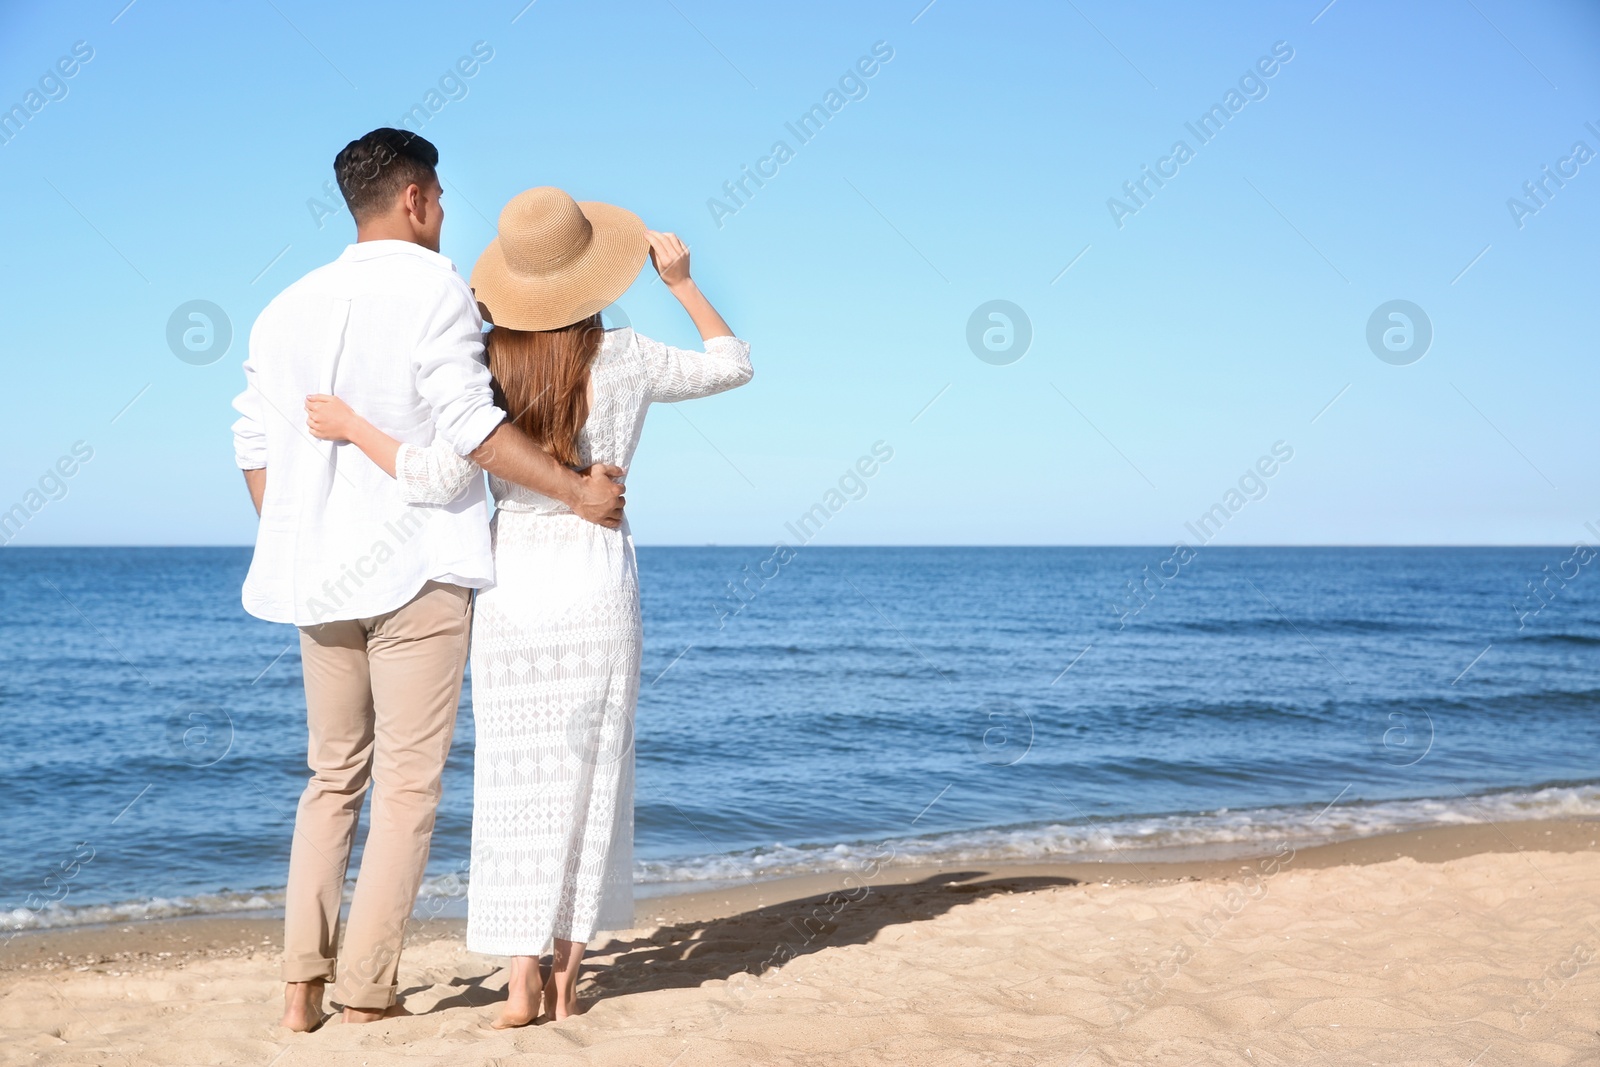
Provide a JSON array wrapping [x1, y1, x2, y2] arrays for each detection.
[[1, 543, 1591, 551]]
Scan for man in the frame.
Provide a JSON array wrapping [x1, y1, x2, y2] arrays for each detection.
[[232, 128, 624, 1030]]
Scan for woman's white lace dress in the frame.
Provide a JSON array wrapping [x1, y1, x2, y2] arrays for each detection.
[[394, 328, 751, 955]]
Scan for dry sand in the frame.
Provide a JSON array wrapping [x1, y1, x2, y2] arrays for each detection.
[[2, 820, 1597, 1066]]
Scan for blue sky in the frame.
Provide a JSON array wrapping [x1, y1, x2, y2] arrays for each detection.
[[1, 0, 1598, 546]]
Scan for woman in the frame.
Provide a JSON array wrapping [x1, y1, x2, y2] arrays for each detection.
[[304, 186, 751, 1026]]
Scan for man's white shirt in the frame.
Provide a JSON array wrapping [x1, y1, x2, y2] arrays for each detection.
[[232, 239, 505, 626]]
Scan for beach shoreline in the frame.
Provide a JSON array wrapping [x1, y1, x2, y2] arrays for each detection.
[[5, 816, 1593, 980], [5, 816, 1597, 1064]]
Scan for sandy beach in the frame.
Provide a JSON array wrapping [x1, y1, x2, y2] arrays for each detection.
[[0, 819, 1595, 1066]]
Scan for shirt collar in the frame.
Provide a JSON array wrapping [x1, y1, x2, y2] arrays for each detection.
[[339, 239, 458, 271]]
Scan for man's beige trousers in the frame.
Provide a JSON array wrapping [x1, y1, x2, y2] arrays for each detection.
[[281, 580, 472, 1010]]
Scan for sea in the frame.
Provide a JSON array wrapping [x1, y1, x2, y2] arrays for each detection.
[[3, 546, 1599, 933]]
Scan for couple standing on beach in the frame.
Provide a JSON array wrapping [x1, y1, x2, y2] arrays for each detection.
[[230, 127, 752, 1031]]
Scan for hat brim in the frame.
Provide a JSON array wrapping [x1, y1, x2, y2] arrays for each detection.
[[470, 201, 648, 331]]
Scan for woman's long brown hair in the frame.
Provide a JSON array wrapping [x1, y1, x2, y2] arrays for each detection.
[[486, 313, 603, 468]]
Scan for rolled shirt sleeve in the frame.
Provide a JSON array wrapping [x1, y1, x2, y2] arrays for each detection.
[[231, 339, 268, 470], [415, 281, 507, 455]]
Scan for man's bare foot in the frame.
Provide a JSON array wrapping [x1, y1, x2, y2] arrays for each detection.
[[280, 979, 326, 1032], [492, 956, 544, 1029], [342, 1002, 412, 1025]]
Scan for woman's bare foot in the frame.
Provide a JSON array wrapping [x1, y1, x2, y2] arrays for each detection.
[[542, 938, 588, 1021], [491, 955, 545, 1030], [280, 980, 326, 1032], [542, 977, 585, 1021]]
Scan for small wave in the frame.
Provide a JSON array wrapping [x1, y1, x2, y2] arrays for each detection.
[[3, 873, 484, 934], [1140, 617, 1411, 637], [13, 783, 1599, 932], [634, 781, 1600, 886], [1514, 633, 1600, 647], [1114, 698, 1331, 726], [1, 889, 281, 933]]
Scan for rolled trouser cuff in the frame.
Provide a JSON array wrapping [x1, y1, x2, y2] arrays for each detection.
[[281, 955, 336, 985], [331, 975, 396, 1011]]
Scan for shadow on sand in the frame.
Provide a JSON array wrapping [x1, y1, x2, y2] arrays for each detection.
[[421, 869, 1079, 1013]]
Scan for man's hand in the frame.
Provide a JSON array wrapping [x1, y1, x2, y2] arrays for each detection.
[[572, 464, 626, 528], [468, 422, 627, 529]]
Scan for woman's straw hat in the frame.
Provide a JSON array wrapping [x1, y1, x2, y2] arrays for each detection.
[[469, 187, 648, 331]]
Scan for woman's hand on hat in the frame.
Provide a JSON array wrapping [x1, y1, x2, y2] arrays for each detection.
[[650, 228, 733, 342], [647, 230, 692, 290]]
